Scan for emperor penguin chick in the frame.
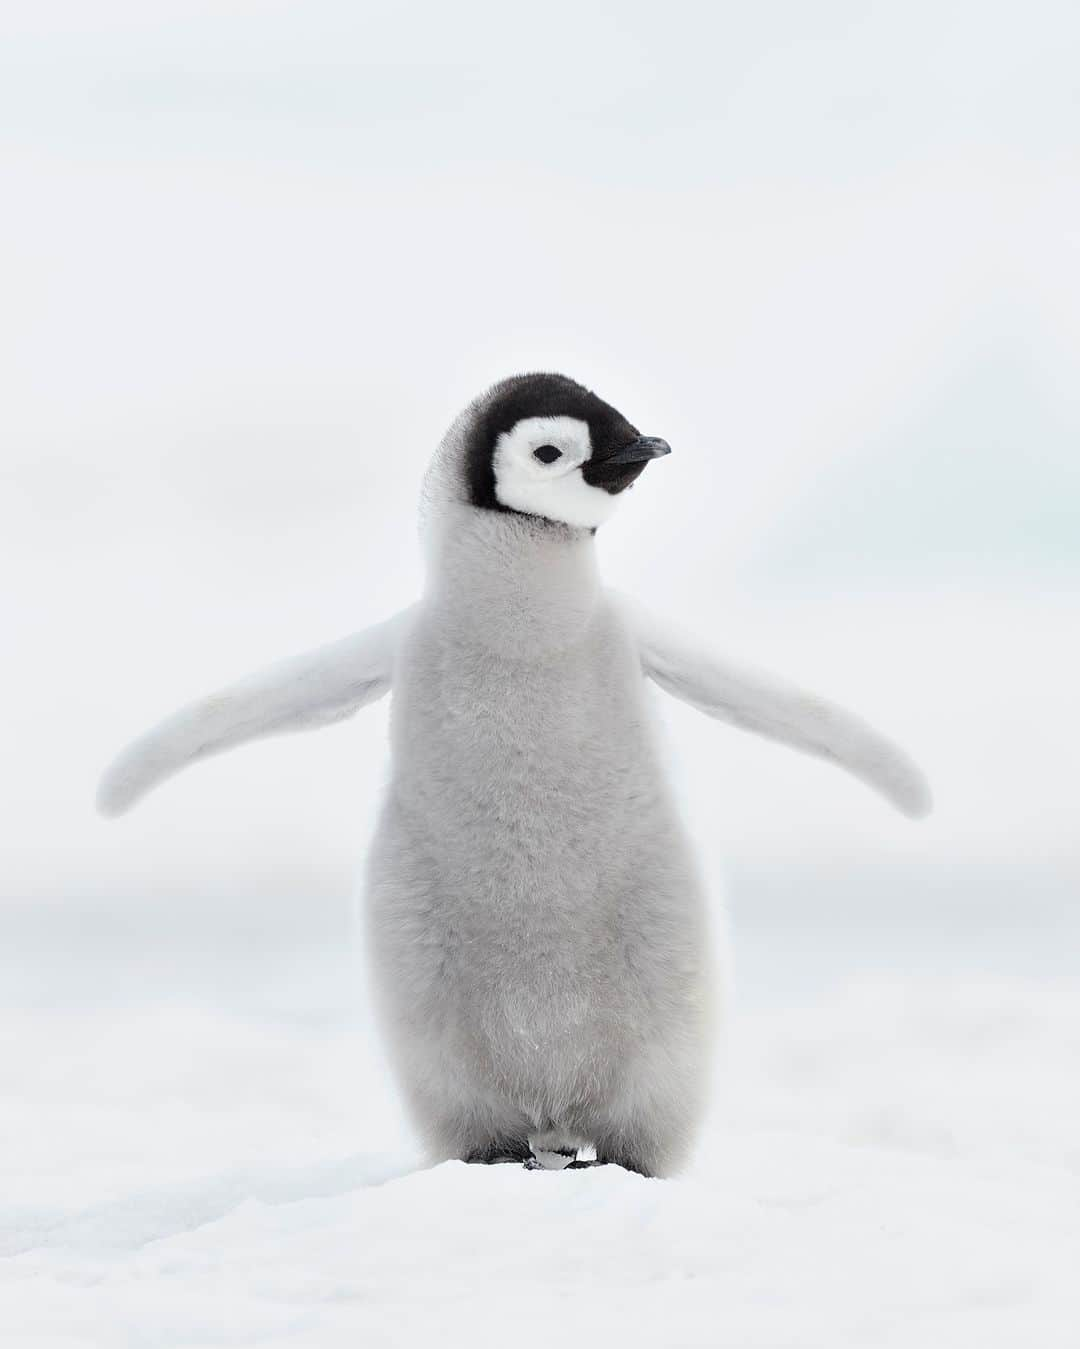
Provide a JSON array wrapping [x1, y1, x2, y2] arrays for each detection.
[[98, 372, 931, 1177]]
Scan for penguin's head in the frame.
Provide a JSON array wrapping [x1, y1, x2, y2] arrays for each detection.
[[461, 372, 671, 530]]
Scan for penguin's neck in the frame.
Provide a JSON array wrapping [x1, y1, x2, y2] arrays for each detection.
[[424, 504, 602, 655]]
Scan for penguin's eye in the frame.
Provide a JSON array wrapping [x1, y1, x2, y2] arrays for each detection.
[[533, 444, 562, 465]]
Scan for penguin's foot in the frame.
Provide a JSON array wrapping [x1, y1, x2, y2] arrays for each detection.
[[524, 1146, 577, 1172], [523, 1145, 612, 1172]]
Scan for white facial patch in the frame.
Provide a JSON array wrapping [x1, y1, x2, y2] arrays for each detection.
[[492, 416, 621, 529]]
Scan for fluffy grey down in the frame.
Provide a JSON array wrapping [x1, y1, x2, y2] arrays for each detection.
[[97, 376, 930, 1174]]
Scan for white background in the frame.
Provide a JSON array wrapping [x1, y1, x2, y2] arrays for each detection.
[[2, 3, 1078, 1344]]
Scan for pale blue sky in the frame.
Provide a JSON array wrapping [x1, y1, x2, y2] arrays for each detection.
[[5, 0, 1079, 580], [2, 2, 1078, 895]]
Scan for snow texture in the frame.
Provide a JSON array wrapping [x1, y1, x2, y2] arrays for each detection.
[[3, 964, 1077, 1348]]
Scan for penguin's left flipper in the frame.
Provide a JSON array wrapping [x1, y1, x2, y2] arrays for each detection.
[[97, 607, 412, 818], [625, 600, 931, 820]]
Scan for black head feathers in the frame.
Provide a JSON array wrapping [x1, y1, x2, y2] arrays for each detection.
[[465, 373, 640, 512]]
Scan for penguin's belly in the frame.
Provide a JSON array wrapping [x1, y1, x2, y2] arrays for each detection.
[[364, 611, 708, 1117], [366, 791, 697, 1120]]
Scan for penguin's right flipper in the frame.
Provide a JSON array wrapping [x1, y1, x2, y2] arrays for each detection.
[[624, 599, 931, 820], [97, 608, 412, 817]]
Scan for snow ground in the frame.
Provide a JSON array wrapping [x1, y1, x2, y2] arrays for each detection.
[[2, 894, 1078, 1349]]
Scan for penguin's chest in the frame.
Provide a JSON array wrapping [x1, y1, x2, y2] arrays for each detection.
[[390, 619, 658, 920]]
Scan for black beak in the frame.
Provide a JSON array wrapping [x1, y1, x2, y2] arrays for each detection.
[[582, 435, 672, 495], [602, 436, 672, 466]]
